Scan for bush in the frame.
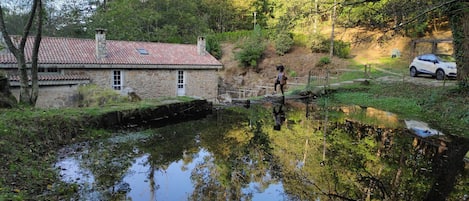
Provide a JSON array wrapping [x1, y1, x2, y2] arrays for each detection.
[[234, 25, 266, 68], [292, 33, 309, 47], [310, 34, 329, 53], [316, 57, 331, 67], [206, 36, 222, 59], [310, 34, 350, 58], [78, 84, 128, 107], [274, 33, 294, 56], [333, 40, 351, 59]]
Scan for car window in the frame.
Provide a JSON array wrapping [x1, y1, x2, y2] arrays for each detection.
[[436, 54, 455, 62], [418, 54, 431, 62], [427, 54, 437, 61]]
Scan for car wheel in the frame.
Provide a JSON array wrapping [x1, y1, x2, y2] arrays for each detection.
[[410, 67, 418, 77], [436, 69, 445, 80]]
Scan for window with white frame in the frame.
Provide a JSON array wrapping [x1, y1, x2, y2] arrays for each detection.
[[112, 70, 123, 90], [177, 71, 184, 89]]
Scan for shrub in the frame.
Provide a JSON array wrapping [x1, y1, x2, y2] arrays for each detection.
[[333, 40, 351, 59], [206, 36, 222, 59], [292, 33, 309, 47], [288, 69, 297, 77], [456, 78, 469, 95], [310, 34, 329, 53], [316, 57, 331, 67], [310, 34, 350, 58], [234, 25, 266, 68], [78, 84, 128, 107], [274, 33, 294, 56]]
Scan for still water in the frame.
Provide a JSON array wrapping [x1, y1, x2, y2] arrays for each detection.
[[54, 100, 469, 201]]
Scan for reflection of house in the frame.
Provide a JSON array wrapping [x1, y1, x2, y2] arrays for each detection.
[[0, 29, 223, 108]]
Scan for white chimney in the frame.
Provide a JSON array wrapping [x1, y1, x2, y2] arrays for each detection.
[[95, 28, 107, 59], [197, 36, 206, 56]]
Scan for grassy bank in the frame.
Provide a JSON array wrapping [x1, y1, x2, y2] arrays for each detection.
[[321, 81, 469, 137], [0, 97, 193, 200]]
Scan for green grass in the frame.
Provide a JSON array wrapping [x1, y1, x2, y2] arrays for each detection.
[[322, 81, 469, 136], [0, 96, 196, 200]]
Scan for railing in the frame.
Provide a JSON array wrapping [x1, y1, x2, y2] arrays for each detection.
[[220, 74, 332, 100]]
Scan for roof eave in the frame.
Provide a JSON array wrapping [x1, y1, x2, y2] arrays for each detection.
[[0, 63, 223, 69]]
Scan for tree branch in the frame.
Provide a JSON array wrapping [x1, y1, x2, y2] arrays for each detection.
[[19, 0, 39, 49], [392, 0, 460, 30]]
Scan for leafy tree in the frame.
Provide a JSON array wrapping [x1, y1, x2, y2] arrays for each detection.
[[234, 25, 266, 68], [274, 32, 294, 55], [337, 0, 469, 84], [206, 35, 222, 59], [446, 0, 469, 84], [0, 0, 43, 106], [87, 0, 211, 43], [200, 0, 241, 33], [42, 0, 92, 38]]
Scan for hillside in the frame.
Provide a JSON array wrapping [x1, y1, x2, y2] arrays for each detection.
[[217, 28, 454, 94]]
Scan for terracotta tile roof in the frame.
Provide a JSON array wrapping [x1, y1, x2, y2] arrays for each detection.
[[0, 36, 222, 66], [9, 74, 90, 82]]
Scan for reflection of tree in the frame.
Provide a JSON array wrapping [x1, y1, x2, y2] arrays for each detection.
[[73, 103, 468, 200], [79, 119, 203, 200], [269, 104, 469, 201], [190, 105, 280, 200], [79, 138, 143, 200], [139, 120, 206, 198]]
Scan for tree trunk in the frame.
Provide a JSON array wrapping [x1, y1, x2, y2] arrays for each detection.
[[423, 136, 469, 201], [17, 51, 32, 104], [0, 0, 41, 107], [449, 1, 469, 82], [30, 0, 43, 104]]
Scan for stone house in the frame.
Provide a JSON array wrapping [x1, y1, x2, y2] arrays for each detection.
[[0, 30, 223, 108]]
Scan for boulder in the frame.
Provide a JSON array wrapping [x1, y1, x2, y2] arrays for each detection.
[[0, 74, 17, 108]]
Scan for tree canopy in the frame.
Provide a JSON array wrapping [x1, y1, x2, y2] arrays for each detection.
[[1, 0, 468, 81]]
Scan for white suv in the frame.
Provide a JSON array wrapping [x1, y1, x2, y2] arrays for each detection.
[[409, 54, 457, 80]]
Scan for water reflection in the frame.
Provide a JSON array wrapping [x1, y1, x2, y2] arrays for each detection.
[[54, 101, 469, 201]]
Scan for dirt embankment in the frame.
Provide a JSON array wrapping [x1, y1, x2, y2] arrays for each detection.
[[218, 43, 348, 93], [217, 28, 453, 92]]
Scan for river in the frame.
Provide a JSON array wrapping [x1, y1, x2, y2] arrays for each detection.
[[54, 99, 469, 201]]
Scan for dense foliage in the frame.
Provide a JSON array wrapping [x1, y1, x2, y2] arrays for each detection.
[[273, 32, 294, 55], [0, 0, 462, 41], [234, 25, 266, 68]]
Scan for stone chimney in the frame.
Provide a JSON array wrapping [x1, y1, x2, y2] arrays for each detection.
[[197, 36, 206, 56], [95, 28, 107, 59]]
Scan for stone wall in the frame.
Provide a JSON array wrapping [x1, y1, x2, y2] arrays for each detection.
[[185, 69, 219, 100], [11, 85, 80, 108], [79, 69, 219, 101], [6, 68, 219, 108]]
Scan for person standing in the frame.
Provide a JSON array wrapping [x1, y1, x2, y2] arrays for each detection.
[[274, 65, 287, 95]]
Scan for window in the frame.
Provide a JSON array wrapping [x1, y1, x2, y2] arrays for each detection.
[[38, 67, 58, 73], [177, 70, 185, 96], [137, 48, 149, 55], [177, 71, 184, 89], [112, 70, 122, 90]]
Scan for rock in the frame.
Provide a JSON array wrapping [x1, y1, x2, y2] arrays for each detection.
[[0, 75, 17, 108], [217, 93, 232, 104]]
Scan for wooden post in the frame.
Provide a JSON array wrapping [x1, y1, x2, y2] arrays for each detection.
[[364, 64, 370, 78]]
